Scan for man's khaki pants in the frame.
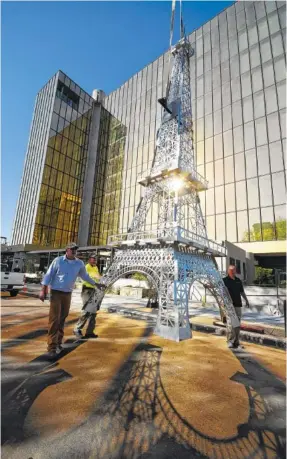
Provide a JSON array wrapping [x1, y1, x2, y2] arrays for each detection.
[[227, 307, 242, 347], [74, 287, 96, 336], [47, 290, 72, 351]]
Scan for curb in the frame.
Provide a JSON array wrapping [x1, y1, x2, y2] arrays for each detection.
[[107, 307, 286, 349]]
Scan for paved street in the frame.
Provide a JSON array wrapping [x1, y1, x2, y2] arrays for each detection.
[[1, 294, 286, 459]]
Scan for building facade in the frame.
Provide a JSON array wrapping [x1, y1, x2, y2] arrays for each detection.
[[12, 1, 286, 271], [104, 0, 286, 269]]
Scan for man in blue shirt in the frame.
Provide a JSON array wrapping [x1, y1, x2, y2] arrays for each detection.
[[40, 243, 104, 359]]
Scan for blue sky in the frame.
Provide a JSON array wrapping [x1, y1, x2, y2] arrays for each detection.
[[2, 0, 233, 240]]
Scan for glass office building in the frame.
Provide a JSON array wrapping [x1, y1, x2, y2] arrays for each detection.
[[12, 1, 286, 269], [104, 0, 286, 268]]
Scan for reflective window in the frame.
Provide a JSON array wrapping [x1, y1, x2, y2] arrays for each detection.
[[274, 205, 286, 240], [205, 92, 213, 115], [235, 153, 246, 181], [214, 110, 222, 135], [234, 125, 244, 153], [238, 29, 248, 51], [196, 141, 204, 165], [274, 56, 286, 82], [268, 10, 280, 34], [248, 208, 261, 241], [269, 140, 284, 173], [237, 210, 248, 241], [197, 97, 204, 119], [206, 188, 215, 215], [261, 207, 275, 241], [271, 31, 284, 58], [222, 82, 231, 107], [260, 38, 272, 63], [205, 70, 212, 93], [214, 134, 223, 159], [205, 113, 213, 139], [236, 181, 247, 210], [205, 162, 214, 187], [246, 149, 258, 178], [265, 85, 278, 114], [253, 91, 265, 119], [213, 88, 221, 112], [215, 159, 224, 186], [205, 137, 214, 163], [240, 50, 250, 74], [247, 177, 260, 208], [231, 78, 241, 103], [230, 55, 240, 80], [241, 72, 252, 98], [258, 18, 269, 41], [215, 185, 225, 214], [250, 44, 261, 69], [251, 66, 263, 93], [226, 212, 237, 242], [223, 129, 233, 157], [232, 100, 243, 127], [225, 183, 236, 211], [206, 215, 215, 239], [223, 105, 232, 131], [277, 80, 286, 110], [259, 175, 273, 206], [255, 117, 268, 146], [280, 109, 286, 139], [267, 112, 281, 142], [248, 24, 259, 46], [196, 117, 204, 142], [216, 213, 226, 240], [272, 171, 286, 205], [224, 155, 235, 183], [263, 61, 275, 87], [243, 96, 253, 122], [244, 121, 255, 150], [257, 145, 270, 176]]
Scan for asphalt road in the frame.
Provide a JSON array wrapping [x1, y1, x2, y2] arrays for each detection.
[[1, 294, 286, 459]]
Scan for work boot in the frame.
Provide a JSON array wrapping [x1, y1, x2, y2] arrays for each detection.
[[56, 345, 63, 354], [73, 329, 83, 339]]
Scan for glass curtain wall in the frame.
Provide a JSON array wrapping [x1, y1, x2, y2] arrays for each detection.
[[32, 72, 94, 248], [89, 108, 126, 245], [104, 1, 286, 244]]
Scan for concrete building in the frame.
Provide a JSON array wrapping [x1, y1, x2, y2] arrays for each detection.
[[11, 1, 286, 278]]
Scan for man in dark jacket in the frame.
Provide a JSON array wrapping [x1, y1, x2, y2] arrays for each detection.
[[223, 265, 249, 349]]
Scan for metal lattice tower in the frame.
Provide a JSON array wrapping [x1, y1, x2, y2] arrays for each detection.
[[95, 7, 240, 341]]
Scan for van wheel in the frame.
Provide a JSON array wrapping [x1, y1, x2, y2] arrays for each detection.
[[10, 290, 18, 297]]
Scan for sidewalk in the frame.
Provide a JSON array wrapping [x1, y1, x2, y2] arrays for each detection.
[[99, 296, 286, 349], [21, 290, 286, 348]]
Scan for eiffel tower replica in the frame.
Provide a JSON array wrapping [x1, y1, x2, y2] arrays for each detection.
[[97, 8, 240, 341]]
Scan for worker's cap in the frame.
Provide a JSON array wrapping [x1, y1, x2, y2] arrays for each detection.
[[89, 252, 97, 259], [66, 242, 79, 250]]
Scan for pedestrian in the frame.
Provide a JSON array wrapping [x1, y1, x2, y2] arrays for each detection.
[[223, 265, 250, 349], [39, 243, 104, 359], [73, 253, 102, 339]]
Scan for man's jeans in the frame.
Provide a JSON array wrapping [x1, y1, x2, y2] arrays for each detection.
[[74, 287, 96, 335], [227, 307, 242, 347]]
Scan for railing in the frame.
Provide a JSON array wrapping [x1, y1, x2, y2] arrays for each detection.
[[108, 226, 227, 257]]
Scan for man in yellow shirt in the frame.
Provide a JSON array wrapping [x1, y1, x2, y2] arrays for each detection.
[[74, 253, 101, 339]]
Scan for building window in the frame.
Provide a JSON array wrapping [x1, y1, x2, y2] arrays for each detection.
[[243, 262, 246, 280], [236, 259, 241, 274]]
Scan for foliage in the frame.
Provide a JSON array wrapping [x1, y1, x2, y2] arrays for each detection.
[[254, 267, 274, 285], [242, 219, 286, 242], [131, 273, 148, 281]]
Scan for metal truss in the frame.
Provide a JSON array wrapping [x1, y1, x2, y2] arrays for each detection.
[[99, 37, 239, 341]]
